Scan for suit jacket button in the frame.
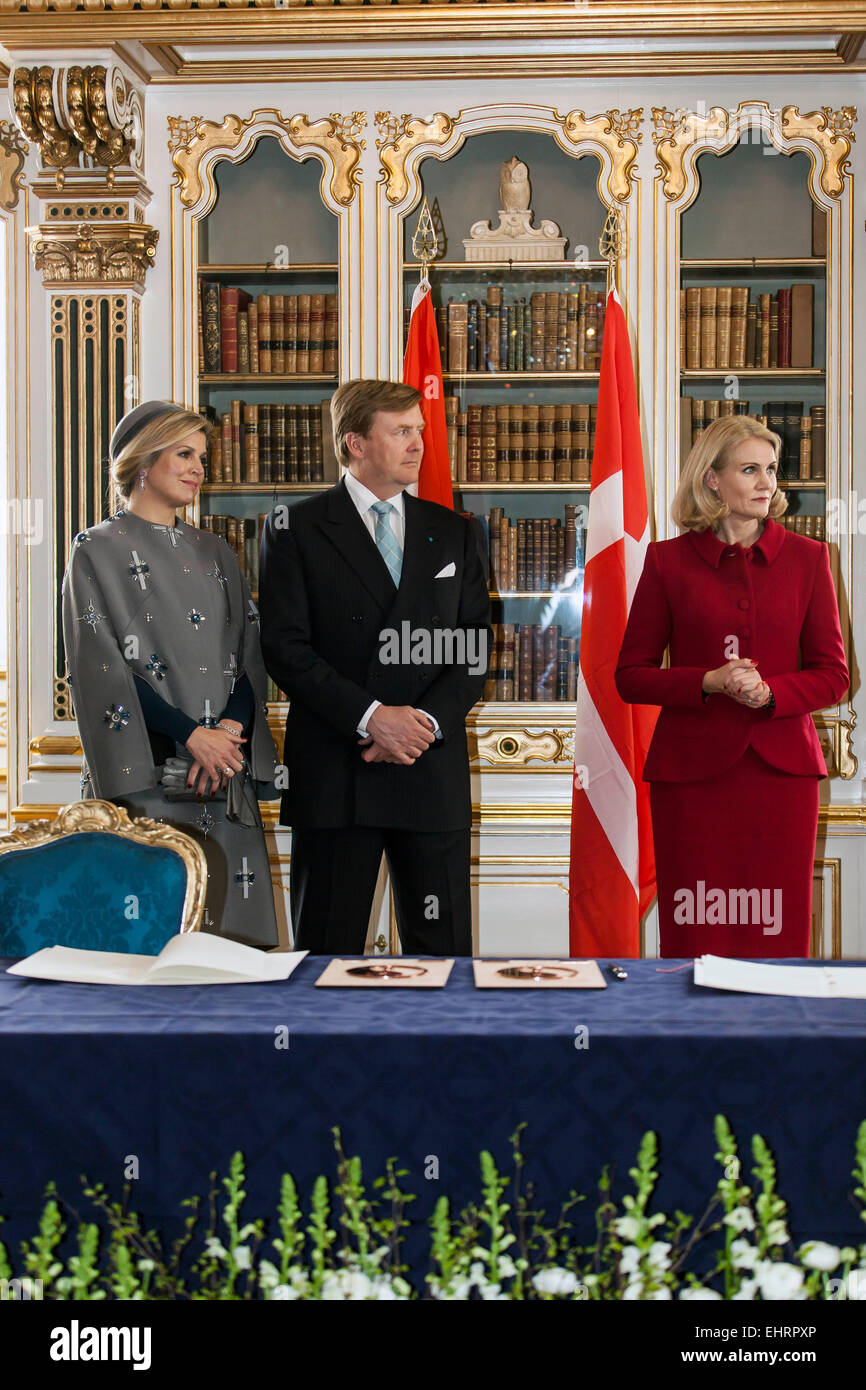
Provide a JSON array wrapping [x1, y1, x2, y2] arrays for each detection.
[[741, 627, 752, 638], [738, 598, 750, 610], [352, 615, 362, 622], [432, 614, 440, 624]]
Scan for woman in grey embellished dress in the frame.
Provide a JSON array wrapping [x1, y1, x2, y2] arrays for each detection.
[[61, 400, 280, 948]]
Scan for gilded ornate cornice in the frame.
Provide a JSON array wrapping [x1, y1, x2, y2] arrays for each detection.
[[559, 108, 642, 203], [376, 112, 455, 206], [28, 220, 158, 288], [0, 118, 28, 211], [168, 108, 365, 210], [652, 100, 856, 203], [11, 63, 142, 189]]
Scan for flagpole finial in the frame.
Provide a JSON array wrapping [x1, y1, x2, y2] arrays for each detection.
[[599, 204, 625, 298], [412, 196, 438, 285]]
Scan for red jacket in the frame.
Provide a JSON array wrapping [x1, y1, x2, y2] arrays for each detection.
[[615, 519, 849, 781]]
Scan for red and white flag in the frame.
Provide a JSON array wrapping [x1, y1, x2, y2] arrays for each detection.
[[569, 286, 659, 958], [402, 278, 453, 510]]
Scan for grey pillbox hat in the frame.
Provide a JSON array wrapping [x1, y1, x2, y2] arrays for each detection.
[[109, 399, 193, 462]]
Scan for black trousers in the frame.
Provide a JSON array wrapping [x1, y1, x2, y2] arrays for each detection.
[[289, 826, 472, 956]]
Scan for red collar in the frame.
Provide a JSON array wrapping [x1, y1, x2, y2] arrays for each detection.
[[687, 518, 786, 569]]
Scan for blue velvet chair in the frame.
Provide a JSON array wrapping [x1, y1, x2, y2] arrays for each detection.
[[0, 800, 207, 957]]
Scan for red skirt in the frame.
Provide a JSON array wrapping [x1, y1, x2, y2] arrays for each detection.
[[650, 745, 820, 958]]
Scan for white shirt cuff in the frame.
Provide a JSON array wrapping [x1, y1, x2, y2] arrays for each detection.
[[357, 700, 381, 737]]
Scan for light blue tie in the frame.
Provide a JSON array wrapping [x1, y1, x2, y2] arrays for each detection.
[[371, 500, 403, 587]]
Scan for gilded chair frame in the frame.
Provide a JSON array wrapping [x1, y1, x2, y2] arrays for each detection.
[[0, 799, 207, 935]]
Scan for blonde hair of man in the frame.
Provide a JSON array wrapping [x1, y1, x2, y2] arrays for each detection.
[[109, 408, 213, 513], [330, 379, 423, 468], [672, 414, 788, 532]]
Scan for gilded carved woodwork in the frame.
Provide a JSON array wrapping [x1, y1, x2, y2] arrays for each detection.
[[376, 112, 456, 205], [559, 108, 642, 203], [168, 109, 365, 210], [0, 120, 28, 211], [472, 727, 574, 767], [12, 64, 141, 188], [651, 101, 857, 203], [29, 221, 158, 287]]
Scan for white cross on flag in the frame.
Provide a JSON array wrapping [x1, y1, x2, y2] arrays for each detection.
[[569, 286, 660, 957]]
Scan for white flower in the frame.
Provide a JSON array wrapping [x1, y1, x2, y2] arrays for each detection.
[[766, 1220, 789, 1247], [680, 1287, 722, 1300], [754, 1260, 804, 1301], [136, 1259, 156, 1273], [233, 1245, 252, 1270], [622, 1279, 644, 1300], [613, 1216, 642, 1241], [731, 1239, 759, 1269], [618, 1245, 641, 1276], [258, 1260, 281, 1290], [732, 1278, 758, 1301], [497, 1255, 518, 1280], [799, 1242, 841, 1272], [321, 1269, 375, 1300], [269, 1284, 300, 1300], [204, 1238, 228, 1260], [533, 1267, 578, 1296], [648, 1241, 672, 1271], [723, 1208, 755, 1232], [647, 1286, 672, 1300]]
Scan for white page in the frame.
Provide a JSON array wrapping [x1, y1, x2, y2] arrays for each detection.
[[694, 954, 866, 1000], [6, 933, 307, 986]]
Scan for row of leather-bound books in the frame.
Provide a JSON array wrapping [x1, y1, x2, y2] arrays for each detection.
[[205, 401, 335, 484], [777, 515, 826, 540], [199, 284, 339, 375], [405, 282, 607, 375], [680, 399, 825, 480], [444, 399, 598, 484], [680, 284, 814, 371], [483, 623, 579, 702], [485, 506, 584, 593]]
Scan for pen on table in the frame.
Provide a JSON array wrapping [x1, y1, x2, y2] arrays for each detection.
[[608, 963, 628, 981]]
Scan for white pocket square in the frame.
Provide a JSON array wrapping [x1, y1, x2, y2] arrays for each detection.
[[434, 562, 456, 579]]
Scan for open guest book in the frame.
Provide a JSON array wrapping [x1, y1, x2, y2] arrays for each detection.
[[5, 932, 308, 986], [694, 955, 866, 1000]]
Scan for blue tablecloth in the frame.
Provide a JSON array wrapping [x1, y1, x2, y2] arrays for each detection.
[[1, 955, 865, 1275]]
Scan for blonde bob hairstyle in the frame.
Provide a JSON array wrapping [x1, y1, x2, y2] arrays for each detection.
[[672, 414, 787, 532], [109, 407, 213, 514]]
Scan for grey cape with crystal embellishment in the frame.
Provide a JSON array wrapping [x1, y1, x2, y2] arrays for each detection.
[[61, 509, 280, 948]]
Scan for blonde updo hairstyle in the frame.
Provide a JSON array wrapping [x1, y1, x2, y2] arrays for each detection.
[[109, 407, 213, 513], [672, 413, 787, 532]]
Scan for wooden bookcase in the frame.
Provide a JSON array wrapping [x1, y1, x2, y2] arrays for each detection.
[[398, 127, 614, 706], [678, 139, 827, 538]]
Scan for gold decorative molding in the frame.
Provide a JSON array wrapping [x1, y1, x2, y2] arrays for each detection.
[[287, 112, 366, 206], [816, 716, 858, 781], [376, 112, 455, 205], [12, 64, 141, 188], [779, 105, 857, 198], [0, 119, 28, 211], [560, 108, 642, 203], [0, 799, 206, 933], [28, 220, 158, 288], [473, 727, 573, 767], [652, 100, 857, 203], [169, 108, 365, 210], [652, 105, 731, 201], [30, 735, 83, 756]]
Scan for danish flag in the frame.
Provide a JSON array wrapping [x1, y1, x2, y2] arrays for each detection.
[[569, 287, 659, 957], [402, 278, 454, 510]]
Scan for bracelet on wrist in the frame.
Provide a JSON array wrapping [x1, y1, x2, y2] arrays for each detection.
[[218, 720, 242, 734]]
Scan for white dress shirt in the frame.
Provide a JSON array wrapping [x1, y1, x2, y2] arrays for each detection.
[[342, 469, 441, 742]]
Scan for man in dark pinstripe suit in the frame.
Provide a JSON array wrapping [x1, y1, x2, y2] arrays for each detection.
[[259, 379, 491, 956]]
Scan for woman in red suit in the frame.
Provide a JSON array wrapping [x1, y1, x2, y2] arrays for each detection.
[[615, 415, 848, 958]]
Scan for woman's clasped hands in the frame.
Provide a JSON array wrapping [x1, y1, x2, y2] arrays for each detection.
[[702, 658, 772, 709], [184, 724, 246, 796]]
